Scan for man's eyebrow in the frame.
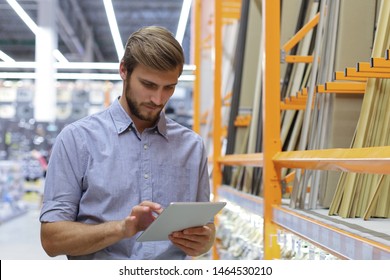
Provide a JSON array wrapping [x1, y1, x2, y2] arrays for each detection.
[[138, 77, 154, 84], [139, 77, 177, 87]]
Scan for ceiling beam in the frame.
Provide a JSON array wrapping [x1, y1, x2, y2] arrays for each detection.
[[64, 0, 104, 61], [56, 9, 84, 57]]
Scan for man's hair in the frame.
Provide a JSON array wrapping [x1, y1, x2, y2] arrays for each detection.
[[122, 26, 185, 77]]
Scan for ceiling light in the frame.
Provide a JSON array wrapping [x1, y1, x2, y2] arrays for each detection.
[[7, 0, 69, 64], [0, 62, 196, 71], [6, 0, 39, 35], [176, 0, 192, 45], [103, 0, 124, 61], [0, 50, 16, 62], [0, 72, 194, 81]]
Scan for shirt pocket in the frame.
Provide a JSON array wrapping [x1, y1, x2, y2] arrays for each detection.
[[152, 164, 190, 208]]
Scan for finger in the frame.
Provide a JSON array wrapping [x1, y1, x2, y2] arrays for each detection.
[[140, 201, 162, 210], [131, 205, 152, 215], [182, 226, 210, 236], [170, 231, 209, 244], [169, 236, 202, 256], [172, 243, 198, 256], [139, 201, 163, 214]]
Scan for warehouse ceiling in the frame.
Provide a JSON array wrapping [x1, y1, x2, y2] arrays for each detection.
[[0, 0, 192, 64]]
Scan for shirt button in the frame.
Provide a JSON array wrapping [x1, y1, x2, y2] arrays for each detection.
[[144, 173, 149, 179], [143, 144, 148, 150]]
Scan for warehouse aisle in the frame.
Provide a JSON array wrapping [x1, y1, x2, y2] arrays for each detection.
[[0, 197, 66, 260]]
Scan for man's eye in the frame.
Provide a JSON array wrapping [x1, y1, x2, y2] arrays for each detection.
[[143, 82, 155, 88], [165, 86, 175, 91]]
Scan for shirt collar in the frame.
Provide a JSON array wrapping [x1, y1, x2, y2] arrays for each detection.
[[109, 97, 168, 138]]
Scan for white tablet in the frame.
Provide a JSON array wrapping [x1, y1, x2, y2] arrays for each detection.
[[136, 201, 226, 242]]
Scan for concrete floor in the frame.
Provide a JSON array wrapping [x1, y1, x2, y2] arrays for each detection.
[[0, 200, 66, 260]]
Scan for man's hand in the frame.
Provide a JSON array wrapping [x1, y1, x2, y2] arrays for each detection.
[[168, 223, 216, 257], [122, 201, 163, 238], [41, 201, 163, 257]]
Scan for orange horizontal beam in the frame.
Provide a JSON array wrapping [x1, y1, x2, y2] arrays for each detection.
[[370, 57, 390, 68], [223, 19, 239, 25], [357, 62, 390, 73], [285, 55, 314, 63], [285, 185, 310, 194], [273, 146, 390, 174], [282, 171, 296, 184], [324, 81, 366, 91], [218, 153, 263, 167], [344, 67, 390, 79], [317, 85, 363, 94], [282, 170, 306, 186], [345, 67, 390, 78], [333, 71, 367, 82], [288, 95, 308, 102], [234, 115, 251, 127], [282, 12, 320, 52], [280, 102, 307, 111], [223, 0, 241, 6], [222, 12, 241, 19]]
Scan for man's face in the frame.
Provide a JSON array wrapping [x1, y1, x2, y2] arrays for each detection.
[[121, 63, 180, 130]]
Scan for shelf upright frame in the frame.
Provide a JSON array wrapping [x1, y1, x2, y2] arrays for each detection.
[[212, 0, 223, 260], [192, 0, 202, 134], [262, 0, 282, 260], [213, 0, 223, 195]]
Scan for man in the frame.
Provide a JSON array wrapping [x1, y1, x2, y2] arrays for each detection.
[[40, 26, 215, 259]]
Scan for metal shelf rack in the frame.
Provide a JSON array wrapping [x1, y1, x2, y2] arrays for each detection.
[[193, 0, 390, 260]]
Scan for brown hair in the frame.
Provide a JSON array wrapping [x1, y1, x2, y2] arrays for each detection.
[[122, 26, 185, 77]]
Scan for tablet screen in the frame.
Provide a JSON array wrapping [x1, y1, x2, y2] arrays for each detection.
[[136, 201, 226, 242]]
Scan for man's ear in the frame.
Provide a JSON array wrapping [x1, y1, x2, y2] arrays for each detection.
[[119, 61, 127, 80]]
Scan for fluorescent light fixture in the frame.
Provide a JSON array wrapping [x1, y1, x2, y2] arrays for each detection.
[[7, 0, 69, 63], [0, 61, 196, 71], [0, 72, 195, 81], [0, 62, 35, 68], [56, 62, 117, 70], [0, 72, 121, 80], [6, 0, 39, 35], [0, 50, 16, 62], [176, 0, 192, 44], [103, 0, 124, 61], [53, 49, 69, 63]]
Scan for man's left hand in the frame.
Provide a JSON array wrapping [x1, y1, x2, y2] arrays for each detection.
[[169, 223, 216, 257]]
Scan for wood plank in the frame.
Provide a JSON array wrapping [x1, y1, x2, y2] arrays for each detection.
[[219, 153, 263, 167], [273, 146, 390, 175]]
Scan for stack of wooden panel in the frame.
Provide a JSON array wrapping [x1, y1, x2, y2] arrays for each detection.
[[329, 0, 390, 219]]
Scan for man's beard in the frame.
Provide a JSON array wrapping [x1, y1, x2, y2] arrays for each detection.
[[125, 79, 163, 123]]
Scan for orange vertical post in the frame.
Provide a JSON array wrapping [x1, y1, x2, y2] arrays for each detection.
[[213, 0, 223, 191], [212, 0, 223, 259], [192, 0, 202, 134], [104, 81, 111, 108], [262, 0, 282, 259]]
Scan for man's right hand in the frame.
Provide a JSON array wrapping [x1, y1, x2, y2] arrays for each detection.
[[122, 201, 163, 238]]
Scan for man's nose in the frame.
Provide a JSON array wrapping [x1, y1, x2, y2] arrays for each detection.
[[150, 89, 164, 106]]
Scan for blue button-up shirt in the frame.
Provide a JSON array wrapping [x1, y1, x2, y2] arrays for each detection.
[[40, 98, 211, 259]]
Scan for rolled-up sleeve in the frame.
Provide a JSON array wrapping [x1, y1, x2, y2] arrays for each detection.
[[197, 140, 211, 203], [40, 125, 87, 222]]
